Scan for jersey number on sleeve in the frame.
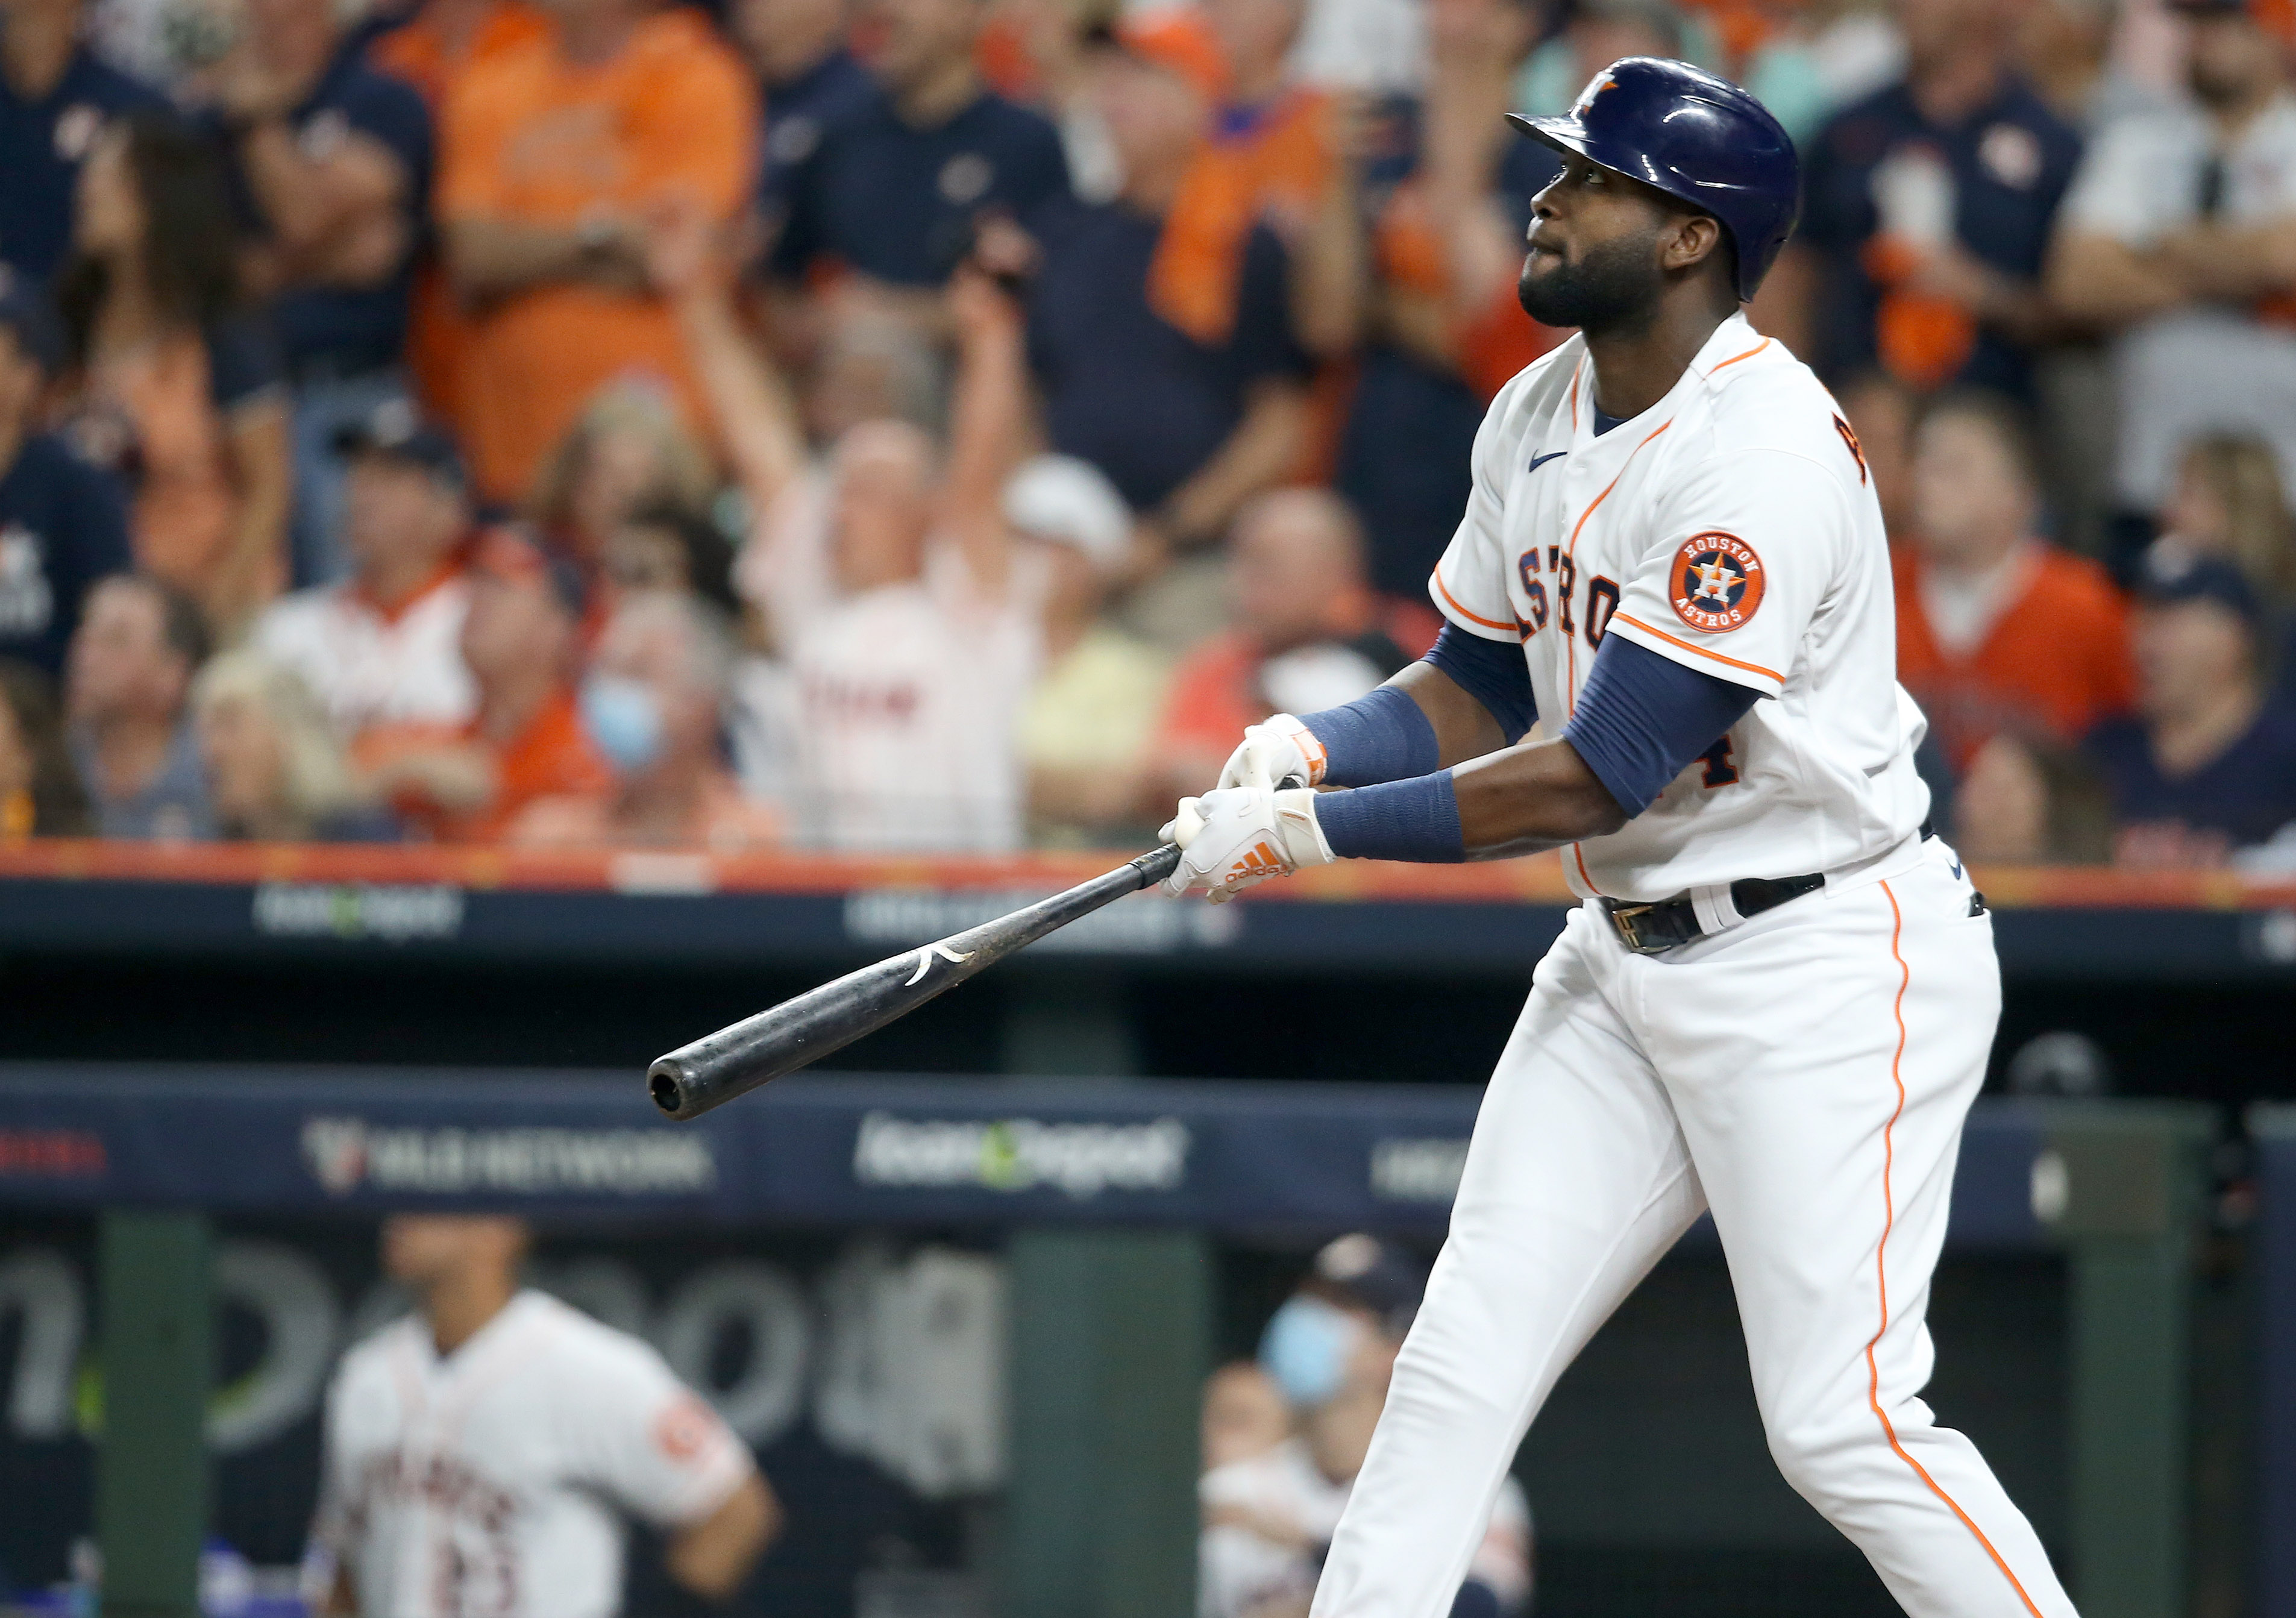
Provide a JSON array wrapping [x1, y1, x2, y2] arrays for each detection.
[[1699, 733, 1740, 788]]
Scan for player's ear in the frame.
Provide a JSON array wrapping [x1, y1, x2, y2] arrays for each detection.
[[1661, 213, 1724, 277]]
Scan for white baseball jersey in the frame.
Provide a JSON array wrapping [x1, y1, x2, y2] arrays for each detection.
[[314, 1291, 752, 1618], [1308, 318, 2075, 1618], [1428, 313, 1929, 903], [741, 474, 1043, 853], [256, 572, 476, 738]]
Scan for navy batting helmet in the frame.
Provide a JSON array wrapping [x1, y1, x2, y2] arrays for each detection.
[[1506, 57, 1799, 301]]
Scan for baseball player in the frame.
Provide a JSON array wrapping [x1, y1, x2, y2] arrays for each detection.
[[310, 1214, 779, 1617], [1161, 58, 2077, 1618]]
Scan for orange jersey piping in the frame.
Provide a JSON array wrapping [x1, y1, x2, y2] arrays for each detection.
[[1610, 612, 1784, 686], [1868, 882, 2049, 1618], [1432, 565, 1519, 634]]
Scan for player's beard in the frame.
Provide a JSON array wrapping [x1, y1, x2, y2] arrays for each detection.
[[1517, 229, 1664, 336]]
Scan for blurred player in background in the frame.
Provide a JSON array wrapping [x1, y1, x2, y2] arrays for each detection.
[[310, 1213, 779, 1616], [1201, 1236, 1531, 1618]]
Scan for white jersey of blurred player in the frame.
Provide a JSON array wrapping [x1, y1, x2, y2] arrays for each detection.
[[1312, 315, 2078, 1616], [739, 474, 1042, 853], [315, 1290, 754, 1618], [1202, 1440, 1530, 1618]]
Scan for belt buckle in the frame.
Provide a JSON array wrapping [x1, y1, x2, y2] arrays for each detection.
[[1607, 900, 1664, 956]]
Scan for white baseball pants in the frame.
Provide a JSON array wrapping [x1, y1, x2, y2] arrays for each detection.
[[1312, 836, 2078, 1618]]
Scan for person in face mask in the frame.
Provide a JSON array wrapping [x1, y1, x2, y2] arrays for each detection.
[[507, 589, 783, 849], [356, 533, 614, 842], [1199, 1235, 1533, 1618]]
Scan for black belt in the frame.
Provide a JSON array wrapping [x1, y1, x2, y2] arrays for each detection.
[[1602, 820, 1933, 956]]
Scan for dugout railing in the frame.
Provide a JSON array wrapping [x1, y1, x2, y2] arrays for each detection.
[[0, 1067, 2218, 1618]]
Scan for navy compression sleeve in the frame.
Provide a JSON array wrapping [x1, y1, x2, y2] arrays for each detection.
[[1297, 627, 1537, 786], [1560, 635, 1760, 817], [1297, 685, 1439, 786], [1422, 624, 1537, 743]]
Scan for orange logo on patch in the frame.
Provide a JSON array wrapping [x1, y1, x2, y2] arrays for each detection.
[[1670, 532, 1766, 633]]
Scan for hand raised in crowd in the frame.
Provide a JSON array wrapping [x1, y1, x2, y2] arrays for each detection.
[[947, 249, 1029, 353], [641, 191, 733, 303]]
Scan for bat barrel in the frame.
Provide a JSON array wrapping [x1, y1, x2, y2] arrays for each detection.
[[648, 843, 1184, 1120]]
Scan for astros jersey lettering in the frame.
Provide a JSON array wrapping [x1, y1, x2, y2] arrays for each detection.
[[1428, 312, 1930, 902]]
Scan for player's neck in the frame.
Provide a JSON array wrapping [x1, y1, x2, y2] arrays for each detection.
[[423, 1267, 518, 1356], [1582, 299, 1734, 424]]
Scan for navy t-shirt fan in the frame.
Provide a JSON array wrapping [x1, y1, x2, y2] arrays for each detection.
[[0, 49, 168, 283], [774, 87, 1070, 284], [1798, 77, 2080, 398], [254, 40, 433, 378], [1336, 95, 1560, 599], [0, 434, 132, 676], [757, 48, 876, 250], [1027, 198, 1311, 513]]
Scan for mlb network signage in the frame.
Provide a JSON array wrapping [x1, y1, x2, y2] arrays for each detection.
[[0, 1067, 1502, 1231]]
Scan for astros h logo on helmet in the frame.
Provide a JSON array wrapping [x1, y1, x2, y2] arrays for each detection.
[[1670, 531, 1766, 633]]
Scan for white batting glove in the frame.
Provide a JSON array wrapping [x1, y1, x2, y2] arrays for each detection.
[[1215, 713, 1328, 792], [1159, 787, 1334, 903]]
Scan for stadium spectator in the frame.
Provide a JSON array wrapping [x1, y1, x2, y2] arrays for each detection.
[[1006, 452, 1173, 843], [1026, 24, 1311, 633], [1200, 1235, 1531, 1618], [198, 0, 433, 588], [191, 649, 395, 839], [357, 532, 606, 839], [0, 659, 95, 835], [771, 0, 1071, 292], [973, 0, 1124, 204], [730, 0, 875, 252], [2159, 433, 2296, 604], [1781, 0, 2081, 397], [253, 403, 477, 738], [0, 272, 133, 679], [437, 0, 756, 502], [1333, 0, 1560, 600], [63, 571, 212, 838], [510, 588, 780, 848], [312, 1214, 778, 1617], [2047, 0, 2296, 530], [529, 383, 718, 588], [1190, 0, 1359, 360], [1203, 1359, 1291, 1472], [1148, 486, 1411, 808], [366, 0, 551, 436], [54, 113, 292, 639], [662, 194, 1043, 851], [1893, 391, 2133, 769], [601, 500, 741, 618], [1836, 369, 1922, 540], [1952, 726, 2115, 863], [0, 0, 166, 286], [2089, 551, 2296, 867]]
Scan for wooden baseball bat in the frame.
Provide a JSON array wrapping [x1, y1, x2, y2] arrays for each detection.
[[648, 844, 1184, 1120]]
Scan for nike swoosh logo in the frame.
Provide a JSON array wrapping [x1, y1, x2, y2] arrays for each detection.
[[1528, 451, 1568, 473]]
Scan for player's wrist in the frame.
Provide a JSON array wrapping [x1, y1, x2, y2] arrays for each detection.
[[1271, 786, 1335, 866], [1263, 713, 1328, 787], [1315, 771, 1466, 864]]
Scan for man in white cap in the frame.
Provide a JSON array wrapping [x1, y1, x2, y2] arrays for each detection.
[[1006, 453, 1173, 842]]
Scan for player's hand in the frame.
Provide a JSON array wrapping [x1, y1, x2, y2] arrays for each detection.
[[1215, 713, 1328, 792], [1159, 787, 1333, 903]]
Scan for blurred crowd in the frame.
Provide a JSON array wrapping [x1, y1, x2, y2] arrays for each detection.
[[1199, 1235, 1531, 1618], [1, 0, 2294, 866]]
